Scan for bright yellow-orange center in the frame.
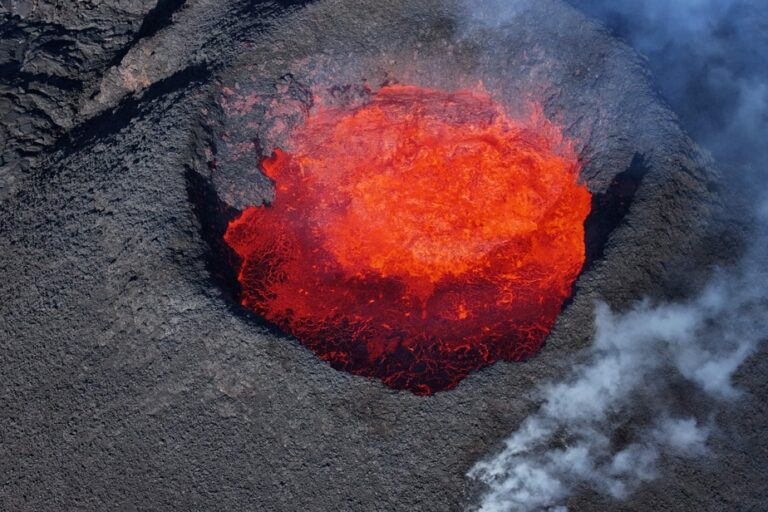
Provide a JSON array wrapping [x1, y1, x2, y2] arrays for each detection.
[[225, 84, 592, 394]]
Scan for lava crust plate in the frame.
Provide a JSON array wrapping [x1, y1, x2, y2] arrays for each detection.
[[2, 1, 765, 511]]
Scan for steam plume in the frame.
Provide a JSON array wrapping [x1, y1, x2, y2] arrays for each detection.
[[467, 1, 768, 510], [567, 0, 768, 186], [469, 222, 767, 510]]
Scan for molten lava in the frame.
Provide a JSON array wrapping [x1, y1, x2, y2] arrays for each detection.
[[224, 84, 591, 394]]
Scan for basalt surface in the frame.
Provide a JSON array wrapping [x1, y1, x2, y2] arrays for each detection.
[[1, 1, 765, 511]]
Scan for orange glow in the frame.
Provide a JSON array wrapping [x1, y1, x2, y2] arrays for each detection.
[[224, 84, 591, 394]]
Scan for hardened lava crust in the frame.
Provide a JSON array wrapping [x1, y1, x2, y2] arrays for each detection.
[[1, 1, 765, 511]]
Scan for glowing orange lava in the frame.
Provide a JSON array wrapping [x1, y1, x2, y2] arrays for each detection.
[[224, 84, 591, 394]]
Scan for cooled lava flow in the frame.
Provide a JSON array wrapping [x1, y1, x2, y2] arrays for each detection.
[[224, 84, 592, 394]]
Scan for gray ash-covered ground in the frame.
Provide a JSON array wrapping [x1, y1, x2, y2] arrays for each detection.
[[1, 1, 765, 511]]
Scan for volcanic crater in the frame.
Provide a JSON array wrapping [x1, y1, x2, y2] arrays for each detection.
[[3, 0, 751, 511], [193, 78, 652, 394], [180, 1, 726, 508]]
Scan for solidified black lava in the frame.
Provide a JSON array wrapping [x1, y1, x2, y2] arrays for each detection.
[[2, 1, 758, 512], [185, 167, 243, 304], [583, 153, 650, 271]]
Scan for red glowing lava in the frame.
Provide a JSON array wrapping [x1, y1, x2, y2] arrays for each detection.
[[224, 84, 591, 394]]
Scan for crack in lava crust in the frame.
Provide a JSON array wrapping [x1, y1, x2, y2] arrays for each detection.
[[224, 84, 591, 394]]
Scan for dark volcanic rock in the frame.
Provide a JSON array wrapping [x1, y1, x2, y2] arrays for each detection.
[[1, 1, 764, 511], [0, 0, 157, 196]]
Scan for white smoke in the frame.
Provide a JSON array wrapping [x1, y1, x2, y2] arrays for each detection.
[[468, 220, 767, 510], [463, 1, 768, 509], [460, 0, 525, 30], [566, 0, 768, 183], [465, 1, 768, 509]]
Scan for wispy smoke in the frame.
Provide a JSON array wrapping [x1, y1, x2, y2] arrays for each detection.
[[460, 0, 525, 30], [567, 0, 768, 187], [469, 220, 767, 510], [467, 1, 768, 510]]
